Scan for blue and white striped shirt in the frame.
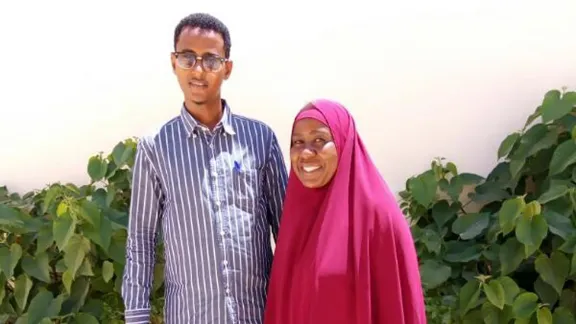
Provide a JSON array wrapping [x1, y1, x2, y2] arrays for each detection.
[[121, 100, 288, 324]]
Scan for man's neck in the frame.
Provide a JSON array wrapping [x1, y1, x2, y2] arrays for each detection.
[[184, 99, 223, 130]]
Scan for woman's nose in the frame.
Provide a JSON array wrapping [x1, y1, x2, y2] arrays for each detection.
[[300, 147, 316, 159]]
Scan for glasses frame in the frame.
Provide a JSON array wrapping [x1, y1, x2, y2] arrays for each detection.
[[172, 51, 228, 72]]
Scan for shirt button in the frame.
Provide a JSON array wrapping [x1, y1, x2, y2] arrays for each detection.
[[223, 260, 228, 265], [220, 231, 225, 236], [226, 288, 230, 294], [211, 171, 218, 177]]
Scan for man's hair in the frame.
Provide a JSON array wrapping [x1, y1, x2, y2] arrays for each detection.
[[174, 13, 232, 58]]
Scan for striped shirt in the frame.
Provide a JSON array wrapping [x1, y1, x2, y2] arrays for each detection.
[[121, 100, 288, 324]]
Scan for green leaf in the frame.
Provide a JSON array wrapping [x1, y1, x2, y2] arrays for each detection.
[[559, 289, 576, 310], [481, 303, 513, 323], [74, 313, 99, 324], [459, 280, 481, 317], [536, 306, 553, 324], [102, 260, 114, 283], [498, 132, 521, 159], [559, 234, 576, 253], [63, 234, 92, 279], [112, 141, 136, 168], [497, 276, 520, 305], [35, 225, 54, 255], [56, 201, 68, 217], [83, 212, 112, 253], [0, 243, 23, 278], [78, 258, 94, 277], [408, 171, 438, 207], [553, 306, 576, 324], [452, 212, 490, 240], [509, 159, 525, 179], [499, 197, 525, 235], [14, 273, 33, 311], [512, 292, 539, 319], [539, 181, 570, 204], [446, 162, 458, 176], [510, 124, 558, 160], [515, 213, 548, 252], [543, 209, 576, 239], [431, 200, 457, 228], [41, 185, 60, 215], [87, 155, 107, 182], [419, 227, 442, 254], [444, 241, 482, 263], [549, 140, 576, 176], [534, 276, 559, 306], [534, 252, 570, 295], [79, 200, 101, 226], [500, 237, 525, 275], [571, 252, 576, 276], [27, 290, 55, 324], [483, 280, 505, 309], [21, 252, 51, 283], [53, 211, 77, 251], [62, 269, 74, 294], [0, 204, 25, 228], [540, 89, 574, 123], [61, 277, 90, 314]]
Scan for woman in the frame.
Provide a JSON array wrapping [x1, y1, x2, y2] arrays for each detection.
[[264, 99, 426, 324]]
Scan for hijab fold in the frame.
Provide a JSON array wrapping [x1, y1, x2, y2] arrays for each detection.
[[264, 100, 426, 324]]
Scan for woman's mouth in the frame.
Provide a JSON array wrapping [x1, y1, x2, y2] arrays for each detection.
[[302, 165, 322, 173]]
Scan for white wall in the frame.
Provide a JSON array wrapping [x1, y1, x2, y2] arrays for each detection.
[[1, 0, 575, 194]]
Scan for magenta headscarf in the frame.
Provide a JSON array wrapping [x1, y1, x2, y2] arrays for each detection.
[[263, 99, 427, 324]]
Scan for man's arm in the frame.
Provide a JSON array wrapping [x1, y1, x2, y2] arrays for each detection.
[[122, 139, 164, 324], [263, 132, 288, 243]]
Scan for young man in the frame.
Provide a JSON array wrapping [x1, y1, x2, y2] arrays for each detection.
[[121, 13, 288, 324]]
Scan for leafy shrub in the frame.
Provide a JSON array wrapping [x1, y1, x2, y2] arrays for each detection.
[[401, 88, 576, 323], [0, 138, 165, 323]]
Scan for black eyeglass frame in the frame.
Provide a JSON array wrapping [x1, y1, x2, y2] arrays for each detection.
[[172, 51, 229, 72]]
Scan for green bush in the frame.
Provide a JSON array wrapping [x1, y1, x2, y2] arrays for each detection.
[[0, 138, 164, 323], [402, 88, 576, 323]]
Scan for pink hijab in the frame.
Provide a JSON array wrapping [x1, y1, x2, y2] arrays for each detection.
[[264, 100, 427, 324]]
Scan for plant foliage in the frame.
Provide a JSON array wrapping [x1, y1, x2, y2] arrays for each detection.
[[0, 138, 164, 323], [402, 88, 576, 323]]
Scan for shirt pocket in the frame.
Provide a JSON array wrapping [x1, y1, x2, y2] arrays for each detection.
[[230, 167, 259, 212]]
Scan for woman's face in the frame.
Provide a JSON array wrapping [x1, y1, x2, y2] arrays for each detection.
[[290, 118, 338, 188]]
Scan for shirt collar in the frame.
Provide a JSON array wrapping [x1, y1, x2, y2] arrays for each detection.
[[180, 99, 236, 137]]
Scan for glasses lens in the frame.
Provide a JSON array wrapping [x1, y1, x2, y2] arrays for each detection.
[[177, 53, 196, 69], [202, 55, 222, 72]]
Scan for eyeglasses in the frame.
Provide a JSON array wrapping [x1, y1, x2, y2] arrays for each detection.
[[173, 52, 228, 72]]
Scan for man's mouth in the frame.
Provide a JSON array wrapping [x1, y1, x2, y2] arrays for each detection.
[[189, 80, 208, 88]]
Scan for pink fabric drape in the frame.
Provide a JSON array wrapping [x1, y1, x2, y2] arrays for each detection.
[[263, 99, 427, 324]]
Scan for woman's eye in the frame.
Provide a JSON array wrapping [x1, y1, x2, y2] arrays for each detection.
[[314, 138, 326, 143], [291, 140, 304, 146]]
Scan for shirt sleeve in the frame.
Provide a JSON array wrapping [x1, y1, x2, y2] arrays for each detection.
[[121, 139, 164, 324], [263, 131, 288, 243]]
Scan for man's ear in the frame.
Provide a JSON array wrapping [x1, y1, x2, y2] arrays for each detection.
[[223, 60, 233, 80], [170, 53, 177, 74]]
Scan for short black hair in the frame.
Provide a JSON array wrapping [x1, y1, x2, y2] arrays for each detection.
[[174, 13, 231, 58]]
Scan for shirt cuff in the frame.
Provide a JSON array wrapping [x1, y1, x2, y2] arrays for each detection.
[[125, 308, 151, 323]]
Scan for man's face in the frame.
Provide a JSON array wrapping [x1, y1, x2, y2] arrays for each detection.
[[171, 27, 233, 105]]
